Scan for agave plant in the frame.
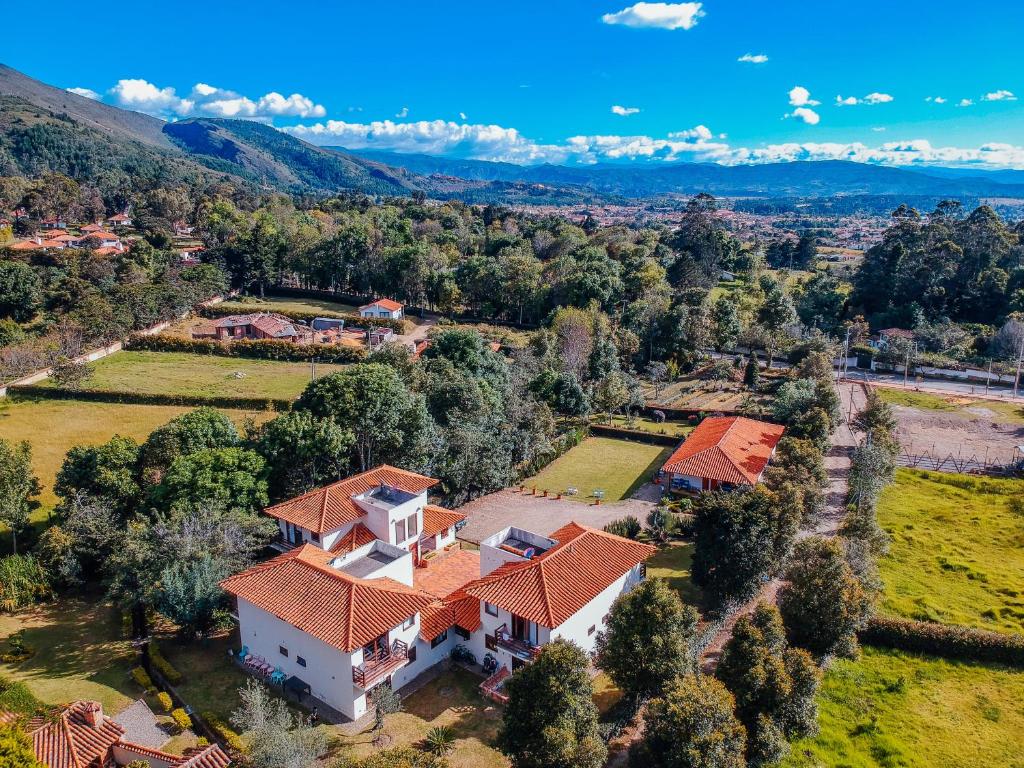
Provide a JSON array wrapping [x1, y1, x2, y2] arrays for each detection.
[[424, 725, 456, 756]]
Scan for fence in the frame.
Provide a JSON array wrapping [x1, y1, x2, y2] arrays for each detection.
[[897, 450, 1021, 476]]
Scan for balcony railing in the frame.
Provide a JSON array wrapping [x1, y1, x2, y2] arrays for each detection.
[[494, 624, 543, 661], [352, 639, 409, 689]]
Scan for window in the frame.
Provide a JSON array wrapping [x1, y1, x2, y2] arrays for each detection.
[[279, 646, 289, 657], [484, 602, 498, 617], [407, 513, 418, 537], [455, 626, 470, 641], [639, 563, 647, 579], [485, 634, 497, 651], [394, 518, 406, 542], [602, 613, 610, 624], [408, 645, 417, 663], [311, 532, 320, 543], [588, 625, 596, 636], [430, 630, 448, 648], [403, 616, 415, 631], [296, 656, 306, 668]]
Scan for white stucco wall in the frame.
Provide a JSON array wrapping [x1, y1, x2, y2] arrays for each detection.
[[550, 563, 645, 654]]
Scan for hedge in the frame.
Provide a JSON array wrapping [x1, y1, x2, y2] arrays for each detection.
[[519, 425, 589, 479], [148, 643, 183, 685], [589, 423, 680, 446], [197, 302, 409, 333], [0, 674, 43, 715], [203, 711, 246, 754], [170, 707, 192, 732], [860, 616, 1024, 667], [12, 385, 290, 412], [132, 666, 156, 694], [156, 691, 173, 712], [125, 332, 367, 365]]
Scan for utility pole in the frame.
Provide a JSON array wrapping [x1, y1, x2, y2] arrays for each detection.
[[986, 359, 992, 395]]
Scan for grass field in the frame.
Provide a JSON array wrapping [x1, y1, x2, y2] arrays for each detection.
[[526, 437, 672, 502], [217, 295, 359, 316], [0, 396, 272, 510], [877, 469, 1024, 633], [875, 387, 1024, 426], [592, 414, 692, 439], [37, 351, 346, 400], [646, 542, 702, 607], [0, 598, 140, 715], [781, 647, 1024, 768]]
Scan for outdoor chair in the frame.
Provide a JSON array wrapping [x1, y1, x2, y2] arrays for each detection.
[[270, 667, 286, 685]]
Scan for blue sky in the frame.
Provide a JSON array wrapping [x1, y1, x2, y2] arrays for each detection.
[[5, 1, 1024, 167]]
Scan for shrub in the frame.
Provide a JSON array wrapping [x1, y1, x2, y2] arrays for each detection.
[[423, 725, 456, 756], [125, 332, 366, 365], [148, 644, 183, 685], [131, 667, 156, 694], [0, 632, 34, 664], [860, 616, 1024, 667], [156, 691, 173, 712], [12, 384, 289, 412], [0, 674, 43, 714], [202, 711, 245, 754], [0, 555, 51, 613], [170, 707, 192, 732], [603, 516, 642, 540]]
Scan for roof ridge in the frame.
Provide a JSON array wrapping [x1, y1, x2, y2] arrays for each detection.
[[536, 559, 555, 627], [319, 485, 331, 533], [60, 710, 82, 768]]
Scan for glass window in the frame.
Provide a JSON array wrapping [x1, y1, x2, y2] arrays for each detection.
[[407, 513, 418, 537], [394, 518, 406, 542], [588, 625, 596, 636], [296, 656, 306, 667], [408, 645, 417, 663], [310, 532, 320, 543], [430, 630, 448, 649], [279, 646, 288, 657], [484, 602, 498, 617], [403, 616, 415, 630]]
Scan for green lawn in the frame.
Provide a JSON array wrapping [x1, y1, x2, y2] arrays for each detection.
[[526, 437, 672, 502], [877, 469, 1024, 633], [0, 396, 272, 510], [0, 598, 141, 715], [217, 295, 358, 316], [646, 542, 702, 607], [781, 647, 1024, 768], [37, 351, 346, 400], [875, 387, 1024, 426], [592, 414, 692, 439]]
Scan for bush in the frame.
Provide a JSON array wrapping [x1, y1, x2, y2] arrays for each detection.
[[170, 707, 192, 732], [604, 516, 642, 540], [202, 711, 245, 754], [12, 384, 289, 412], [424, 725, 456, 756], [0, 632, 34, 664], [860, 616, 1024, 667], [156, 691, 173, 712], [0, 555, 51, 613], [0, 673, 43, 714], [131, 666, 156, 694], [148, 643, 183, 685], [125, 332, 366, 365]]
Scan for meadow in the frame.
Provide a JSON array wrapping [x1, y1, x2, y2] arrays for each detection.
[[525, 437, 672, 502], [215, 295, 359, 316], [875, 387, 1024, 426], [877, 469, 1024, 633]]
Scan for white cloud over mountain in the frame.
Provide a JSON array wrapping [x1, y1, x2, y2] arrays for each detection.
[[66, 86, 100, 100], [101, 78, 326, 119], [601, 2, 704, 30]]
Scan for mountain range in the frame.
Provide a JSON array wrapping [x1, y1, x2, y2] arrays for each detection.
[[2, 63, 1024, 205]]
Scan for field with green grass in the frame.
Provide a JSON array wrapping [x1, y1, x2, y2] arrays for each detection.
[[592, 414, 692, 439], [877, 469, 1024, 633], [781, 647, 1024, 768], [646, 542, 702, 607], [526, 437, 672, 502], [217, 295, 359, 316], [875, 387, 1024, 426], [36, 351, 346, 400]]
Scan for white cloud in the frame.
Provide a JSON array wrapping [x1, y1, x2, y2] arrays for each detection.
[[983, 90, 1017, 102], [611, 105, 641, 116], [788, 107, 821, 125], [925, 96, 947, 104], [395, 106, 409, 118], [459, 112, 467, 120], [67, 87, 100, 100], [957, 98, 974, 107], [872, 126, 887, 132], [284, 117, 1024, 169], [102, 78, 325, 119], [737, 53, 768, 64], [601, 2, 704, 30], [788, 86, 820, 107], [836, 92, 893, 106]]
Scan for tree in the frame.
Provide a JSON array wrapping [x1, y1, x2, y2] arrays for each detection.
[[646, 361, 669, 399], [498, 640, 606, 768], [55, 436, 140, 519], [295, 364, 432, 472], [231, 679, 328, 768], [255, 411, 354, 499], [779, 536, 873, 658], [0, 724, 44, 768], [0, 260, 41, 322], [0, 439, 40, 554], [150, 448, 268, 515], [592, 371, 629, 422], [372, 682, 402, 741], [743, 356, 760, 390], [640, 674, 747, 768], [550, 372, 590, 418], [712, 295, 742, 351], [692, 487, 799, 605], [756, 276, 796, 367], [850, 389, 897, 436], [139, 408, 240, 484], [595, 579, 698, 702], [156, 554, 231, 638], [49, 358, 92, 390]]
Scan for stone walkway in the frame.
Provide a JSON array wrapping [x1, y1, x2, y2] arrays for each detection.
[[113, 699, 167, 748]]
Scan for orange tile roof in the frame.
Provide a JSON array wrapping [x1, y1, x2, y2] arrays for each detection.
[[360, 298, 403, 312], [330, 522, 378, 553], [220, 544, 435, 652], [462, 522, 655, 628], [413, 550, 480, 598], [8, 239, 44, 250], [421, 505, 466, 539], [24, 700, 124, 768], [419, 589, 481, 641], [117, 741, 231, 768], [265, 465, 438, 534], [661, 416, 784, 486]]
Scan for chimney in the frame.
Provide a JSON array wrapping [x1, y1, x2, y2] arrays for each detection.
[[83, 702, 104, 728]]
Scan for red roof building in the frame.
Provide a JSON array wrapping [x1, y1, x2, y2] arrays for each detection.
[[358, 298, 404, 320], [661, 415, 785, 492]]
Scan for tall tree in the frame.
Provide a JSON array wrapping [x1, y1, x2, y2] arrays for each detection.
[[0, 439, 40, 554], [0, 261, 42, 322]]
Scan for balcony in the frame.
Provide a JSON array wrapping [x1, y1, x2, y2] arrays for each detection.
[[494, 624, 543, 661], [352, 639, 409, 689]]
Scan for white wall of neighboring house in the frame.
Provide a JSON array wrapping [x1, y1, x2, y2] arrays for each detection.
[[360, 306, 402, 320], [550, 563, 645, 654]]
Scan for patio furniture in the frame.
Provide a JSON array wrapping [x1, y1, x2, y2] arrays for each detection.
[[237, 645, 249, 661], [270, 667, 286, 685]]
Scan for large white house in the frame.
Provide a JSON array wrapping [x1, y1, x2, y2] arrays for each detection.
[[358, 298, 404, 320], [221, 467, 655, 720]]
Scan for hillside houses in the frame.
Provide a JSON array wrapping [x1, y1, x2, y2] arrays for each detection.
[[222, 465, 654, 720]]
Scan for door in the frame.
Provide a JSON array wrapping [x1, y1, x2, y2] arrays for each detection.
[[511, 615, 537, 644]]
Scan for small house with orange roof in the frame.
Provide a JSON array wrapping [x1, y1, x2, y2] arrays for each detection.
[[660, 415, 785, 493], [358, 297, 404, 320]]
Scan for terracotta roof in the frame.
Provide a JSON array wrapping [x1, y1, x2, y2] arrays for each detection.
[[220, 544, 435, 652], [24, 700, 124, 768], [359, 298, 403, 312], [878, 327, 915, 339], [250, 314, 297, 338], [330, 522, 378, 553], [108, 214, 131, 222], [80, 223, 103, 232], [419, 588, 482, 640], [8, 239, 45, 250], [462, 523, 655, 628], [265, 465, 437, 534], [661, 416, 784, 486], [116, 741, 231, 768], [421, 505, 466, 539], [413, 550, 479, 598], [93, 246, 124, 256], [80, 231, 119, 241]]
